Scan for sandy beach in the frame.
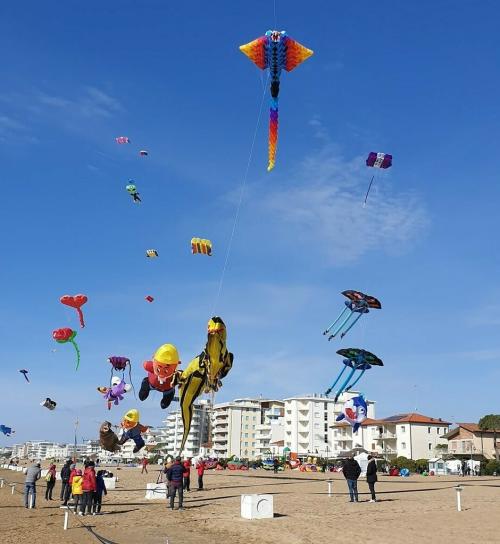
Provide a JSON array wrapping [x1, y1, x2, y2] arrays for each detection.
[[1, 466, 499, 544]]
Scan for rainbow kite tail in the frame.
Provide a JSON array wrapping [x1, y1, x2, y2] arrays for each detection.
[[268, 98, 278, 171]]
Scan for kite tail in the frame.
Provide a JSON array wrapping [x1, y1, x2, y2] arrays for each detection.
[[323, 306, 350, 336], [328, 310, 354, 340], [334, 367, 357, 402], [340, 312, 364, 338], [77, 308, 85, 328], [346, 369, 366, 391], [268, 98, 278, 171], [178, 357, 205, 453], [71, 339, 81, 371], [325, 364, 348, 396]]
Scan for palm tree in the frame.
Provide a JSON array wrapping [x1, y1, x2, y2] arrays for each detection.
[[478, 415, 500, 461]]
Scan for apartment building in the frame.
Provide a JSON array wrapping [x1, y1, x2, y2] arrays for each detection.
[[254, 400, 285, 458], [212, 398, 262, 458], [164, 399, 210, 457], [347, 413, 451, 460], [444, 423, 499, 460], [285, 392, 376, 457]]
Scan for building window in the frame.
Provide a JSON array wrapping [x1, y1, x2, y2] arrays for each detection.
[[428, 443, 432, 450], [314, 423, 319, 429], [324, 413, 328, 421], [428, 427, 431, 434], [244, 442, 248, 446], [314, 412, 320, 418], [401, 442, 406, 449], [371, 443, 375, 450], [244, 433, 248, 438], [437, 428, 440, 434], [324, 423, 328, 432], [324, 402, 328, 411], [401, 426, 405, 433]]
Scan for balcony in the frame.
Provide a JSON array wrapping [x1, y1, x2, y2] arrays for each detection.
[[374, 433, 396, 440]]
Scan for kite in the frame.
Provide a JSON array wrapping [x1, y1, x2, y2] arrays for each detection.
[[19, 369, 30, 383], [115, 136, 130, 144], [177, 317, 233, 453], [118, 409, 149, 453], [126, 183, 141, 203], [191, 238, 212, 256], [145, 295, 154, 303], [240, 30, 313, 171], [139, 343, 180, 409], [41, 397, 57, 410], [146, 249, 158, 258], [99, 421, 121, 452], [60, 294, 88, 328], [0, 425, 14, 436], [97, 377, 132, 410], [326, 348, 383, 402], [107, 356, 134, 394], [336, 394, 368, 432], [53, 328, 81, 371], [139, 150, 148, 156], [364, 152, 392, 205], [323, 290, 381, 340]]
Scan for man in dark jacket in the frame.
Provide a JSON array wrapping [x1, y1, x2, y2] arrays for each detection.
[[366, 455, 378, 502], [166, 457, 184, 510], [60, 459, 72, 505], [342, 455, 361, 502]]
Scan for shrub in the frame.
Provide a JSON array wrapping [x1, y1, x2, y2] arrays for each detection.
[[484, 460, 500, 475], [393, 456, 416, 472]]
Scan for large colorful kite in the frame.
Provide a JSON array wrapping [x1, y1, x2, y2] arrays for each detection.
[[139, 343, 180, 409], [323, 290, 381, 340], [53, 328, 81, 370], [336, 394, 368, 432], [240, 30, 313, 171], [326, 348, 383, 401], [177, 317, 233, 453]]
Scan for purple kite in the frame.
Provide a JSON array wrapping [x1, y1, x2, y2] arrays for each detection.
[[364, 152, 393, 205]]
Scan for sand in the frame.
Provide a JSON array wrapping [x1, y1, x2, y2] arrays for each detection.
[[1, 465, 499, 544]]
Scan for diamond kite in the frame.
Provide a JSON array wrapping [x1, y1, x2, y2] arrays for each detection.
[[240, 30, 313, 171]]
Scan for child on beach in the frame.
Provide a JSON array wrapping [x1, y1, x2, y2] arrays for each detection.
[[70, 469, 83, 513]]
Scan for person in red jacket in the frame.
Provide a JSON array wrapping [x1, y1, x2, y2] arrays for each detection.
[[182, 459, 191, 492], [80, 461, 97, 516], [196, 458, 205, 491], [141, 457, 149, 474]]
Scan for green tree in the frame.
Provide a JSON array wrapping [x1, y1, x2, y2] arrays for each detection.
[[484, 460, 500, 475], [393, 456, 416, 472], [478, 414, 500, 462]]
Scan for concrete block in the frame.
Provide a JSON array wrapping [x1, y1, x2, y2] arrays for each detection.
[[241, 494, 274, 519]]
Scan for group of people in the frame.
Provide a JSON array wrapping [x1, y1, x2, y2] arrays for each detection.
[[161, 456, 205, 510], [342, 454, 378, 503], [24, 459, 107, 514]]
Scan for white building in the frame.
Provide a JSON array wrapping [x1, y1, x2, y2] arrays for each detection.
[[344, 413, 451, 460], [164, 399, 211, 458], [254, 400, 285, 458], [285, 392, 376, 458]]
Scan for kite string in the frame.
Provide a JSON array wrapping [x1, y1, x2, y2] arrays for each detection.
[[211, 72, 270, 316], [273, 0, 277, 28]]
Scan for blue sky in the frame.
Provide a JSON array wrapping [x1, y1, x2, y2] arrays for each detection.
[[1, 1, 500, 444]]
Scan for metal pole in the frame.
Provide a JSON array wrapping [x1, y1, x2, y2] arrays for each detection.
[[327, 480, 333, 497], [455, 485, 463, 512]]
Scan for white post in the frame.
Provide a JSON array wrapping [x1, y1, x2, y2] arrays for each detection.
[[64, 509, 69, 530], [11, 484, 15, 495], [0, 478, 4, 488], [455, 485, 463, 512], [327, 480, 333, 498], [29, 491, 34, 509]]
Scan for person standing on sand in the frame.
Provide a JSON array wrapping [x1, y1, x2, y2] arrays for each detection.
[[71, 469, 83, 513], [92, 470, 107, 515], [196, 458, 205, 490], [141, 457, 149, 474], [24, 462, 41, 508], [45, 463, 57, 500], [183, 458, 191, 492], [273, 458, 279, 474], [80, 461, 96, 516], [167, 456, 184, 510], [342, 455, 361, 502], [164, 458, 173, 499], [60, 459, 72, 504], [366, 455, 378, 502]]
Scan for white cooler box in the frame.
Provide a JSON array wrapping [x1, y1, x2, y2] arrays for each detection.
[[145, 483, 168, 500], [241, 494, 274, 519]]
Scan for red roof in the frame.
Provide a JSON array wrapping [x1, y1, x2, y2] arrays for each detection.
[[445, 423, 498, 437], [333, 414, 450, 428]]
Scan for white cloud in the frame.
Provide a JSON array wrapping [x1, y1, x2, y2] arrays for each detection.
[[254, 143, 429, 265], [38, 86, 123, 118]]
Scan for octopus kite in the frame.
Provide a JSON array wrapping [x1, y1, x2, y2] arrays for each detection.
[[240, 30, 313, 171], [326, 348, 383, 402], [177, 317, 233, 453], [323, 290, 381, 340]]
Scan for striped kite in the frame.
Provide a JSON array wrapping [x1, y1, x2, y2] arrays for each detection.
[[240, 30, 313, 171], [191, 238, 212, 256]]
